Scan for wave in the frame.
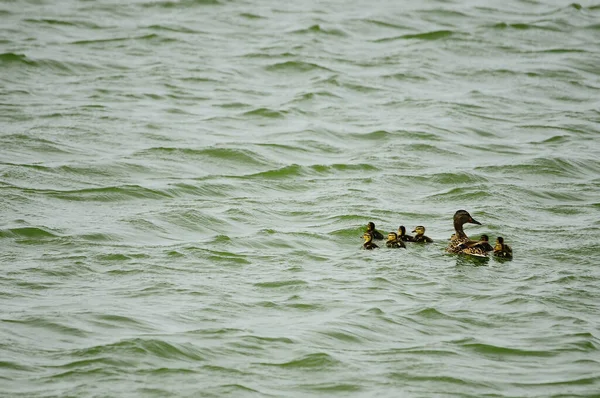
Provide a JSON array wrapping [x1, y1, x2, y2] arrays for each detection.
[[462, 341, 554, 357], [246, 164, 304, 179], [265, 61, 333, 73], [426, 186, 493, 202], [258, 352, 339, 369], [4, 317, 89, 337], [363, 19, 413, 30], [242, 107, 287, 118], [141, 0, 221, 8], [145, 23, 200, 34], [47, 185, 172, 202], [68, 338, 206, 362], [0, 227, 58, 239], [0, 52, 99, 74], [489, 22, 564, 31], [479, 157, 599, 180], [134, 146, 272, 167], [214, 101, 251, 109], [0, 52, 34, 65], [23, 18, 102, 29], [253, 279, 308, 289], [419, 9, 472, 19], [89, 314, 153, 331], [289, 24, 347, 36], [239, 12, 265, 20], [228, 161, 378, 181], [374, 29, 456, 42], [72, 33, 176, 45]]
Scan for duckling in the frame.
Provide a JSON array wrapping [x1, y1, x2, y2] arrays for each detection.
[[457, 234, 494, 257], [494, 236, 513, 259], [397, 225, 414, 242], [412, 226, 433, 243], [446, 210, 482, 253], [386, 232, 406, 248], [362, 232, 379, 250], [366, 221, 384, 240], [475, 234, 494, 252]]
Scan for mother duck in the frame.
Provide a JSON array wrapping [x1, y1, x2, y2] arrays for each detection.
[[446, 210, 483, 254]]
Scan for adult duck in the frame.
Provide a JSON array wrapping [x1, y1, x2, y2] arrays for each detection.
[[446, 210, 482, 254]]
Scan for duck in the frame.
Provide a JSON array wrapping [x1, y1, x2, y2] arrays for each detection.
[[366, 221, 384, 240], [412, 226, 433, 243], [476, 234, 494, 252], [446, 210, 482, 254], [386, 232, 406, 248], [494, 236, 513, 259], [397, 225, 414, 242], [457, 234, 494, 257], [362, 232, 379, 250]]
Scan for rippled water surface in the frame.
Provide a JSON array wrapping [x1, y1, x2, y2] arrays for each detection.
[[2, 0, 600, 396]]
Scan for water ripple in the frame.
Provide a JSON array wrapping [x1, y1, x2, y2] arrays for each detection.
[[2, 0, 600, 396]]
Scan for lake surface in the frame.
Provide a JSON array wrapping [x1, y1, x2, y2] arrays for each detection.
[[1, 0, 600, 396]]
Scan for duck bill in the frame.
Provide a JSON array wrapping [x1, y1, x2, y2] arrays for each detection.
[[469, 217, 482, 225]]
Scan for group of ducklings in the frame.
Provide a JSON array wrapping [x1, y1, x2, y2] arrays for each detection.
[[363, 222, 433, 250], [362, 210, 513, 259]]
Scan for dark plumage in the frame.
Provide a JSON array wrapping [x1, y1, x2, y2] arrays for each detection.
[[412, 226, 433, 243], [475, 234, 494, 252], [494, 236, 513, 259], [397, 225, 414, 242], [457, 234, 494, 256], [446, 210, 482, 254], [366, 221, 384, 240], [386, 232, 406, 248], [362, 232, 379, 250]]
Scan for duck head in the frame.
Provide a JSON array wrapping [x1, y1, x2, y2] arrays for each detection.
[[454, 210, 481, 226], [367, 222, 376, 232], [398, 225, 407, 236], [363, 232, 373, 243], [387, 232, 398, 243], [453, 210, 481, 238], [412, 226, 426, 236]]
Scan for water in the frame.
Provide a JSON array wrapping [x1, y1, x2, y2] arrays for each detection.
[[1, 0, 600, 396]]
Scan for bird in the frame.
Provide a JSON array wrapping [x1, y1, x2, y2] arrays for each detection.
[[386, 232, 406, 248], [446, 210, 482, 254], [366, 221, 384, 240], [412, 226, 433, 243], [476, 234, 494, 252], [397, 225, 414, 242], [457, 234, 494, 257], [493, 236, 513, 259], [362, 232, 379, 250]]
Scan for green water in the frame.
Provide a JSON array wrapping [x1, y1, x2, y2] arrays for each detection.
[[1, 0, 600, 396]]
